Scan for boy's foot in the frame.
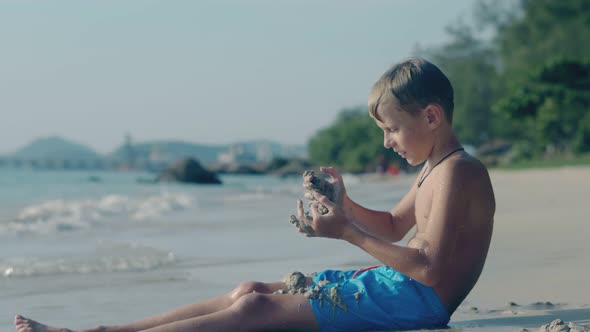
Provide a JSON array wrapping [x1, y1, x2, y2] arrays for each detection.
[[14, 315, 73, 332]]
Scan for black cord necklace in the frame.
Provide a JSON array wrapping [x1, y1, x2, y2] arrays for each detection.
[[417, 147, 464, 188]]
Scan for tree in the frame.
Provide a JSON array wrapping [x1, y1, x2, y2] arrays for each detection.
[[307, 108, 409, 173], [494, 0, 590, 83], [493, 60, 590, 157]]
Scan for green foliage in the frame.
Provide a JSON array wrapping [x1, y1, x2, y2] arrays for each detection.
[[307, 108, 407, 173], [495, 0, 590, 82], [493, 60, 590, 156], [574, 112, 590, 154], [422, 0, 590, 161]]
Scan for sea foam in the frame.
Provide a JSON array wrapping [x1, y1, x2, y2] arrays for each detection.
[[1, 244, 176, 278], [0, 192, 194, 235]]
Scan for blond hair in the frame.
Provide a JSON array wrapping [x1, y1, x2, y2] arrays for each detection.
[[369, 58, 454, 122]]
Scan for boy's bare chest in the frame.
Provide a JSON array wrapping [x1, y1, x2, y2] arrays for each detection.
[[414, 186, 434, 231]]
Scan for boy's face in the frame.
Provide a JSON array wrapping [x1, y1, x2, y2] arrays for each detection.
[[372, 101, 432, 166]]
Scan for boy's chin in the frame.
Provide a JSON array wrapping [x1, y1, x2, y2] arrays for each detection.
[[405, 157, 424, 167]]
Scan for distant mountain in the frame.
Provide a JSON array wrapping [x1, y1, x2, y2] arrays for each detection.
[[11, 136, 103, 160], [5, 136, 307, 167]]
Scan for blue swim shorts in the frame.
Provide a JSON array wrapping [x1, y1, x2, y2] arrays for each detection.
[[309, 265, 450, 332]]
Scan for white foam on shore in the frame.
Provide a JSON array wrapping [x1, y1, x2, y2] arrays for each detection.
[[0, 192, 194, 235], [0, 244, 176, 278]]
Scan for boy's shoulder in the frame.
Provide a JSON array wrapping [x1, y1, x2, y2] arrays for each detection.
[[431, 152, 496, 217], [437, 153, 493, 193]]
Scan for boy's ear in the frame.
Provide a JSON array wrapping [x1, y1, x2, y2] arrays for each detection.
[[423, 104, 443, 129]]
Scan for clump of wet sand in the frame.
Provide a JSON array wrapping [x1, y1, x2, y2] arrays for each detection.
[[535, 318, 589, 332], [284, 271, 306, 293], [302, 170, 338, 209], [289, 214, 315, 236], [328, 286, 348, 311], [273, 271, 356, 312], [272, 271, 309, 295], [290, 170, 339, 235]]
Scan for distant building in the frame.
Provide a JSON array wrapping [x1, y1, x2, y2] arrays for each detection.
[[255, 142, 273, 163], [217, 144, 258, 164]]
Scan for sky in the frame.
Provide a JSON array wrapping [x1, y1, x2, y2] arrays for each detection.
[[0, 0, 478, 154]]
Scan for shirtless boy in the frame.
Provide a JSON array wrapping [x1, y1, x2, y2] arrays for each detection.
[[15, 57, 495, 332]]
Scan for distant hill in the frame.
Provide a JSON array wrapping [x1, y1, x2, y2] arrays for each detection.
[[11, 136, 103, 160], [4, 136, 307, 167]]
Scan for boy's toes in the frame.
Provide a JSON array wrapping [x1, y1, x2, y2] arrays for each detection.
[[14, 316, 30, 332], [20, 326, 32, 332]]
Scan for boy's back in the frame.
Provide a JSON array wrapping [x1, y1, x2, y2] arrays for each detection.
[[410, 152, 495, 313]]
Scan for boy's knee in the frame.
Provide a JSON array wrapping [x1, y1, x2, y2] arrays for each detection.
[[231, 281, 269, 300], [231, 292, 272, 315]]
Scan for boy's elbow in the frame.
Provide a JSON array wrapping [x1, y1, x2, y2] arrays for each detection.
[[387, 233, 404, 243], [386, 214, 406, 243], [419, 266, 442, 287]]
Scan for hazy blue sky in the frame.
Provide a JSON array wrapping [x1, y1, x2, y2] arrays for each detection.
[[0, 0, 477, 154]]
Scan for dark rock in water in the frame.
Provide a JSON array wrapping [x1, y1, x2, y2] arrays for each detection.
[[209, 162, 264, 175], [87, 175, 102, 183], [136, 177, 157, 184], [158, 158, 222, 184]]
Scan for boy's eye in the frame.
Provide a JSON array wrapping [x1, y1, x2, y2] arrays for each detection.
[[387, 128, 398, 133]]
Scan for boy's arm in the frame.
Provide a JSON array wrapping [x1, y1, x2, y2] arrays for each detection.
[[310, 162, 471, 287], [343, 179, 418, 243], [319, 166, 424, 243]]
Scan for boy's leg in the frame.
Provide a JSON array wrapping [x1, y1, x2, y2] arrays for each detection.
[[107, 281, 290, 332], [14, 278, 315, 332], [138, 292, 320, 332]]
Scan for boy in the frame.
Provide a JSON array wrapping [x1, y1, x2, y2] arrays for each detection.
[[15, 58, 495, 332]]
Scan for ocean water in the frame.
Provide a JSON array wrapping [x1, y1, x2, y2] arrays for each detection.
[[0, 169, 408, 331]]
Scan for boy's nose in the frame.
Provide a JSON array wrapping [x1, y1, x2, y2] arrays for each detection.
[[383, 137, 393, 149]]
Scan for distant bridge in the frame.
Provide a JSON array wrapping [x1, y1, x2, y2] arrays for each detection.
[[0, 157, 129, 170]]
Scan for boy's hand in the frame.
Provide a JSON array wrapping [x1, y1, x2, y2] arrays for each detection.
[[303, 166, 348, 206], [305, 192, 356, 240], [293, 200, 316, 237], [294, 167, 356, 238]]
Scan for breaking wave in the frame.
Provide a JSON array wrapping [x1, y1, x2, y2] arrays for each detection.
[[0, 192, 194, 235], [1, 244, 176, 278]]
